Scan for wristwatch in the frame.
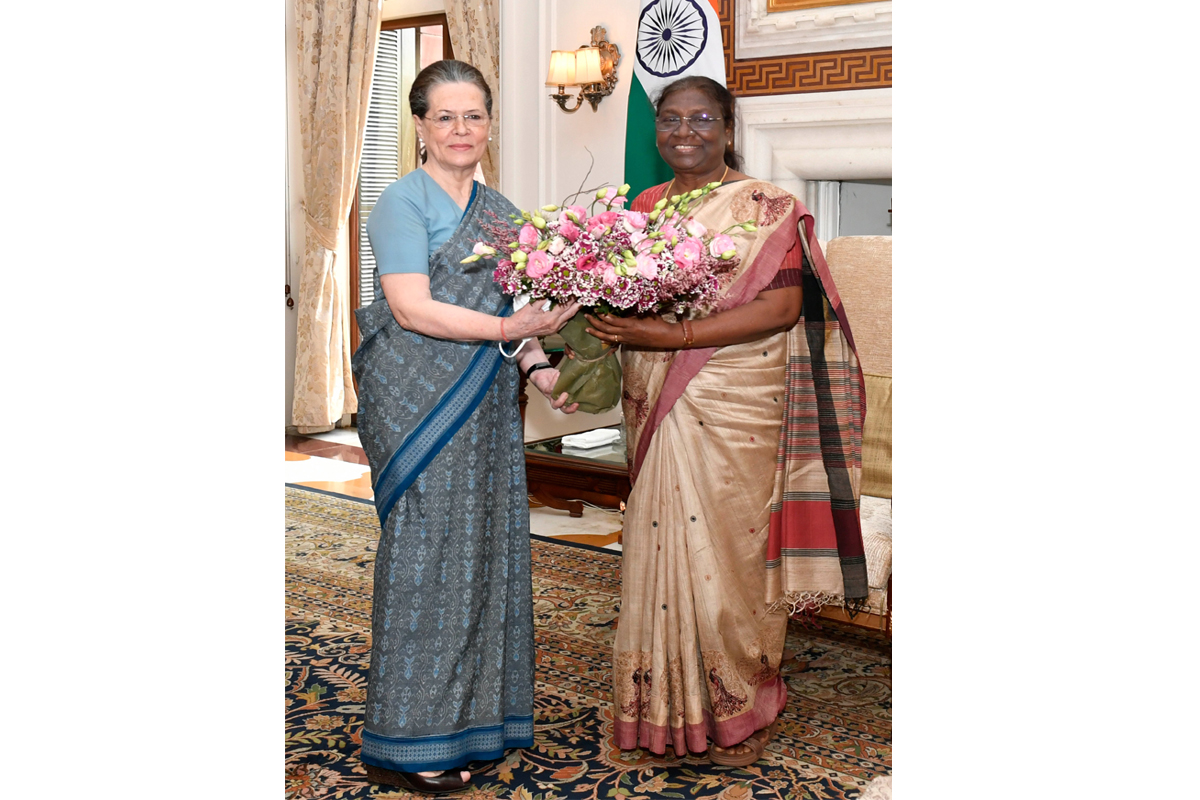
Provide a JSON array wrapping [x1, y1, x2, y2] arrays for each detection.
[[523, 361, 553, 380]]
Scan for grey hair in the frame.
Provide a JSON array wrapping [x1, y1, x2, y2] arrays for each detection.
[[409, 59, 494, 120]]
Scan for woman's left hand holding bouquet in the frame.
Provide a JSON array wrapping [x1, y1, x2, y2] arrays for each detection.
[[522, 355, 579, 413]]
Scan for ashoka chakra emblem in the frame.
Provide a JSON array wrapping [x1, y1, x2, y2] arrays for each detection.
[[636, 0, 709, 79]]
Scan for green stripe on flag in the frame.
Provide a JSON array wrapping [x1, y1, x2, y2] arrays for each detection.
[[623, 74, 673, 203]]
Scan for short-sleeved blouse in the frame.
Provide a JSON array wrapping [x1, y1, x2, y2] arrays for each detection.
[[366, 168, 478, 275]]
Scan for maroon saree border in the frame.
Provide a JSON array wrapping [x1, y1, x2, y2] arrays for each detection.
[[612, 675, 788, 755]]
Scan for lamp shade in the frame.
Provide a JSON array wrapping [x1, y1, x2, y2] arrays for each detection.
[[545, 50, 578, 86], [575, 47, 604, 86]]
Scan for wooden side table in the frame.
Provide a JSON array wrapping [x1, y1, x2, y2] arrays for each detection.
[[523, 425, 631, 519]]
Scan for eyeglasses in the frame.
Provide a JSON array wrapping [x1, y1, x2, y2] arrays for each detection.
[[655, 114, 724, 132], [423, 113, 490, 129]]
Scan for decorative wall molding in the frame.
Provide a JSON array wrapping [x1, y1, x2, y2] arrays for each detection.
[[736, 88, 891, 207], [767, 0, 876, 11], [730, 48, 890, 96], [719, 0, 891, 96], [738, 0, 891, 59]]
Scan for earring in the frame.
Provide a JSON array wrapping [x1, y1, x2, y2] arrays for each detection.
[[488, 137, 493, 141]]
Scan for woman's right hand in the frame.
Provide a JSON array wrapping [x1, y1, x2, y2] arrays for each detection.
[[505, 299, 581, 340]]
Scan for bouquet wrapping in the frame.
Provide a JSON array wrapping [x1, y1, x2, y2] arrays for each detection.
[[464, 183, 754, 413], [550, 311, 624, 414]]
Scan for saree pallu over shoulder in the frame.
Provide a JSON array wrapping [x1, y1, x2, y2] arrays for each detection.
[[352, 183, 518, 526], [764, 205, 870, 613]]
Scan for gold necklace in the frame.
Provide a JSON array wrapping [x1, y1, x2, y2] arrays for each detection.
[[664, 165, 729, 203]]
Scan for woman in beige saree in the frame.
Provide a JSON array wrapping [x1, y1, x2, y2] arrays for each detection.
[[585, 77, 869, 766]]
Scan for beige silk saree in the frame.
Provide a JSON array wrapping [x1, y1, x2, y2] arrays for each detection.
[[613, 180, 867, 754]]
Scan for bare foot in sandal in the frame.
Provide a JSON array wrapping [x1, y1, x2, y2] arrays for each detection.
[[708, 723, 775, 767]]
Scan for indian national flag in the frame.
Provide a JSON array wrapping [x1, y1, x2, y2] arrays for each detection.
[[623, 0, 726, 201]]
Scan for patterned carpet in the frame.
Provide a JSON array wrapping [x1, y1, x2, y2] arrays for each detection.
[[286, 485, 891, 799]]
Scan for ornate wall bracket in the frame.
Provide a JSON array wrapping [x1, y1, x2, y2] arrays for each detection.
[[549, 25, 623, 113]]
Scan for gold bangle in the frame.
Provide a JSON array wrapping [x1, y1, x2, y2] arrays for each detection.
[[681, 318, 695, 347]]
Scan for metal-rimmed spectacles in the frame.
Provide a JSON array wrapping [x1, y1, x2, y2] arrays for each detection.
[[423, 113, 490, 129], [655, 114, 724, 132]]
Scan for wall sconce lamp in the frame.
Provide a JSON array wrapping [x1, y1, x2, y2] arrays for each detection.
[[546, 25, 621, 113]]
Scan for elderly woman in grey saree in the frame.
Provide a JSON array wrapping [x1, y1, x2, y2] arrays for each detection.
[[352, 60, 580, 796]]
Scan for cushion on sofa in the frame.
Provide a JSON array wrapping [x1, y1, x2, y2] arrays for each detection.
[[860, 495, 892, 616]]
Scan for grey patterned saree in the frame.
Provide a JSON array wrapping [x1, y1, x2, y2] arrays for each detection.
[[351, 182, 533, 773]]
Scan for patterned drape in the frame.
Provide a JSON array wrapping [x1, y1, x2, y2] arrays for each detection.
[[445, 0, 501, 187], [291, 0, 382, 433]]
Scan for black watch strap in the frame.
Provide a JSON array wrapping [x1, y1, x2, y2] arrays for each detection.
[[523, 361, 553, 380]]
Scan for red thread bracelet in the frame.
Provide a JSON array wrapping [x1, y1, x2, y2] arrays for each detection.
[[500, 318, 510, 342]]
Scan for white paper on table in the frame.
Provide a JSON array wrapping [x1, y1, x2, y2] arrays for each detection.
[[561, 428, 622, 449]]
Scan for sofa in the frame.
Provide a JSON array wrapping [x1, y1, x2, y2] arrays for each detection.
[[818, 235, 892, 633]]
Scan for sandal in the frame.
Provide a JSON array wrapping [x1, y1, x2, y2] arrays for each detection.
[[707, 721, 776, 768], [365, 764, 471, 795]]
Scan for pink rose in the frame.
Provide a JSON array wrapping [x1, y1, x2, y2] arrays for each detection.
[[518, 223, 539, 246], [558, 219, 581, 242], [563, 205, 588, 224], [708, 233, 736, 258], [547, 236, 567, 255], [587, 211, 619, 229], [525, 250, 553, 278], [601, 186, 618, 205], [602, 265, 619, 286], [673, 237, 704, 268], [609, 195, 627, 209], [658, 225, 679, 242], [634, 253, 659, 280], [575, 252, 600, 273], [622, 211, 649, 233], [684, 219, 707, 238]]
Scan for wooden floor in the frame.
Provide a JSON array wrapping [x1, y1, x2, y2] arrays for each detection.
[[284, 429, 625, 549]]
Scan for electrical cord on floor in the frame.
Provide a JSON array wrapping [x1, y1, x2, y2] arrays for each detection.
[[528, 496, 625, 519]]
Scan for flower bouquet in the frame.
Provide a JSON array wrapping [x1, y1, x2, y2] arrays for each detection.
[[463, 182, 755, 413]]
